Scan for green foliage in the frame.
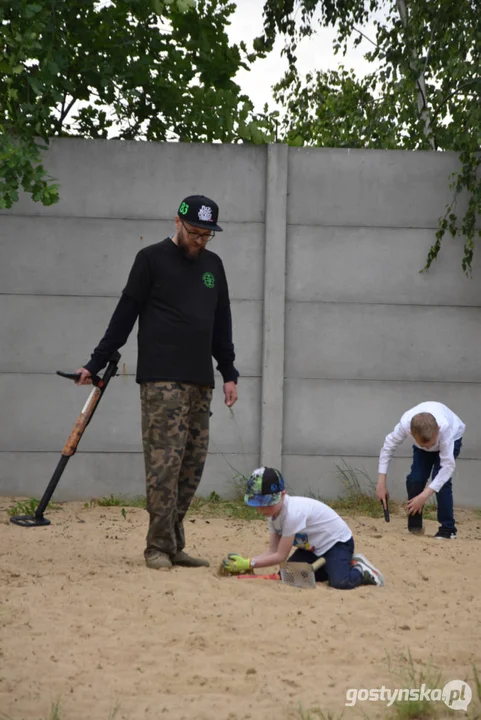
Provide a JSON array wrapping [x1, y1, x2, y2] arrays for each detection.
[[295, 705, 343, 720], [85, 494, 147, 508], [6, 497, 61, 517], [309, 459, 383, 518], [386, 651, 445, 719], [0, 0, 274, 208], [261, 0, 481, 274]]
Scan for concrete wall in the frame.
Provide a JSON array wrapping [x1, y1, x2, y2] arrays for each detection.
[[1, 139, 480, 507]]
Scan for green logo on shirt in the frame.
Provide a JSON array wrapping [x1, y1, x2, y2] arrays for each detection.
[[179, 202, 189, 215], [202, 272, 215, 288]]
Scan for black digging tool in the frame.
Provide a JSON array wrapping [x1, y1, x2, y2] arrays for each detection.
[[10, 351, 121, 528], [381, 498, 390, 523]]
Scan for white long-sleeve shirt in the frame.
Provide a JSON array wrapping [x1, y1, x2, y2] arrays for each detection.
[[378, 402, 465, 492]]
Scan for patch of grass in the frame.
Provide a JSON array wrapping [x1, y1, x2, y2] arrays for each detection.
[[295, 704, 343, 720], [84, 490, 261, 520], [48, 700, 62, 720], [231, 471, 250, 500], [309, 460, 383, 518], [1, 699, 120, 720], [469, 665, 481, 719], [85, 494, 147, 509], [6, 497, 62, 518], [423, 497, 438, 522], [188, 491, 262, 520], [386, 651, 450, 719]]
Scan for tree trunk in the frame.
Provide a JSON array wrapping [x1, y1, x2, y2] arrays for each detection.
[[396, 0, 436, 149]]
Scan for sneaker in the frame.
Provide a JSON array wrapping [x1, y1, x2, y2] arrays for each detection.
[[171, 551, 210, 567], [434, 527, 457, 540], [352, 553, 385, 587], [145, 552, 172, 570]]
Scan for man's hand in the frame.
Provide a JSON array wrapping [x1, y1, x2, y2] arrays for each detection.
[[74, 368, 93, 386], [407, 488, 433, 515], [222, 553, 251, 574], [223, 381, 238, 407]]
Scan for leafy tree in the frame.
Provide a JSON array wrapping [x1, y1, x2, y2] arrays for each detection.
[[0, 0, 271, 209], [259, 0, 481, 274]]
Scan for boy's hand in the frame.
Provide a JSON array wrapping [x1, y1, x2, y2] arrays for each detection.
[[407, 490, 430, 515], [376, 481, 390, 508], [222, 553, 251, 574]]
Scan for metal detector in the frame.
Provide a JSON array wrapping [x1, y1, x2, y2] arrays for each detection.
[[10, 351, 121, 528]]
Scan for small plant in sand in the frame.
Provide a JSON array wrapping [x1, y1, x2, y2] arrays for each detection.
[[6, 497, 61, 517], [422, 496, 438, 522], [85, 494, 147, 509], [386, 651, 449, 719], [295, 704, 343, 720], [308, 460, 383, 519]]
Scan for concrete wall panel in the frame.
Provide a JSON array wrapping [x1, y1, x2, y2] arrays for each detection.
[[0, 451, 258, 502], [0, 374, 260, 454], [0, 217, 265, 300], [283, 379, 481, 457], [0, 296, 262, 377], [285, 302, 481, 382], [0, 139, 267, 221], [287, 147, 464, 228], [286, 226, 481, 306]]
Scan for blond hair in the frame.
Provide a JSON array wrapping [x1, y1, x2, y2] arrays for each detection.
[[410, 412, 438, 443]]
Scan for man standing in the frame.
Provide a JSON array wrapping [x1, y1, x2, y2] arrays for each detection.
[[75, 195, 239, 569]]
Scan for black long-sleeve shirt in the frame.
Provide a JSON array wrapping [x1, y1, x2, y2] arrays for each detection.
[[85, 238, 239, 387]]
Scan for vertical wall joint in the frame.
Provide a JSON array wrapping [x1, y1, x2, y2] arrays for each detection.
[[260, 144, 289, 470]]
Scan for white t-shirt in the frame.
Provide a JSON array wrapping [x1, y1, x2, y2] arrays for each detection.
[[378, 401, 465, 492], [268, 494, 352, 557]]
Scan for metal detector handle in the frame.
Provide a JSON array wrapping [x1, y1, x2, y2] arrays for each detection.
[[57, 371, 105, 388], [61, 351, 121, 458]]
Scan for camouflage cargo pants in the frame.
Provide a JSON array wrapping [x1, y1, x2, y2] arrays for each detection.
[[140, 381, 212, 559]]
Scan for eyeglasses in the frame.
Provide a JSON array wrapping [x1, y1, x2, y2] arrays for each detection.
[[180, 219, 215, 242]]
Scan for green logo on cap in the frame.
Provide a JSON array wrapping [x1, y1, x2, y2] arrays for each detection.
[[179, 202, 189, 215], [202, 272, 215, 288]]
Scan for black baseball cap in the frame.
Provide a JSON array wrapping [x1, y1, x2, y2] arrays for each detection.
[[177, 195, 223, 232]]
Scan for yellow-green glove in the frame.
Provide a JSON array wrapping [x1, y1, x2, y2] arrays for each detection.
[[222, 553, 252, 574]]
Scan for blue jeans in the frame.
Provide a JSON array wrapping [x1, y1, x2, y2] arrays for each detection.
[[288, 536, 362, 590], [406, 438, 462, 531]]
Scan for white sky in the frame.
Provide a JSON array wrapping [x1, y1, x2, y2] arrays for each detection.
[[226, 0, 381, 112]]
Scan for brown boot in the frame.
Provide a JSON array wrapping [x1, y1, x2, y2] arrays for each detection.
[[145, 552, 172, 570], [171, 551, 210, 567]]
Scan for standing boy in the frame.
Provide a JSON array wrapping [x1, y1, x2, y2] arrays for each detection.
[[222, 467, 385, 588], [376, 401, 465, 539]]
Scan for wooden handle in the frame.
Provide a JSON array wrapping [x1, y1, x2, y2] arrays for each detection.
[[61, 387, 101, 456], [312, 556, 326, 572]]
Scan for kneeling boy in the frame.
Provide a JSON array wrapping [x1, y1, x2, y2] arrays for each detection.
[[222, 467, 384, 588]]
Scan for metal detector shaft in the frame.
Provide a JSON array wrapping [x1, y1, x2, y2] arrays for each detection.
[[10, 351, 121, 527]]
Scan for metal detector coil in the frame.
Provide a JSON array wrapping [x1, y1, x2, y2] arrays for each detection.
[[10, 352, 121, 528]]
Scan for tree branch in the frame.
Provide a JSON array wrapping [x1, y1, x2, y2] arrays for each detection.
[[433, 77, 481, 117]]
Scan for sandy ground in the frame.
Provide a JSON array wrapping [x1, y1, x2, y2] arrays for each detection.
[[1, 498, 481, 720]]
